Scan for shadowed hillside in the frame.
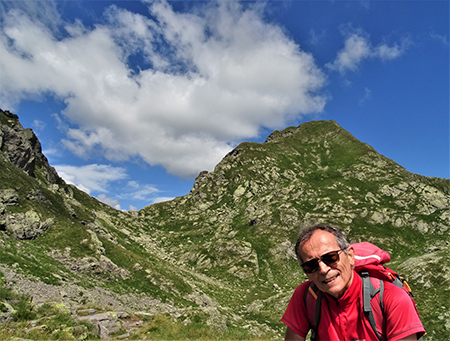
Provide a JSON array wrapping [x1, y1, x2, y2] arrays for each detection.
[[1, 108, 449, 340]]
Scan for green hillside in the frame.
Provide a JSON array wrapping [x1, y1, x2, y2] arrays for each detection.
[[1, 109, 449, 340]]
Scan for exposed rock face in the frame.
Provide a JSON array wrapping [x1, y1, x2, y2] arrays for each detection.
[[0, 189, 19, 205], [4, 210, 54, 239], [0, 109, 60, 185], [0, 188, 54, 239], [0, 109, 66, 239]]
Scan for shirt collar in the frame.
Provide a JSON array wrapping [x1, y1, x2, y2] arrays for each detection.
[[324, 270, 360, 305]]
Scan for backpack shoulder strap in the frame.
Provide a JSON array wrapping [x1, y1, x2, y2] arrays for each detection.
[[311, 290, 322, 341], [379, 278, 385, 312], [361, 271, 383, 341], [304, 282, 323, 341]]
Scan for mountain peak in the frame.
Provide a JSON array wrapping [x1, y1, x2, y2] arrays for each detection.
[[265, 120, 342, 143], [188, 119, 404, 203], [0, 108, 61, 186]]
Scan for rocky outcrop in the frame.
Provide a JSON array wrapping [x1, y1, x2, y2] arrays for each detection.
[[0, 109, 60, 185], [76, 311, 129, 339], [0, 189, 54, 239], [48, 248, 130, 279], [4, 210, 54, 239], [0, 189, 19, 205], [0, 301, 15, 323]]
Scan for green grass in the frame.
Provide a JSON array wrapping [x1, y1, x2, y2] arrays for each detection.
[[130, 314, 277, 341], [0, 278, 276, 341], [0, 278, 96, 340]]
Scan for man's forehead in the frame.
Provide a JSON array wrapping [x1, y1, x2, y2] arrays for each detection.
[[300, 230, 339, 253]]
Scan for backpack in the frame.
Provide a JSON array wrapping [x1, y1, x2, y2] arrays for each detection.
[[304, 242, 422, 341]]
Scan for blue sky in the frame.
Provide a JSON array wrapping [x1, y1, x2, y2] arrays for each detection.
[[1, 0, 448, 211]]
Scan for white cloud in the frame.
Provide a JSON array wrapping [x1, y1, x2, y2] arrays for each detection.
[[54, 163, 164, 208], [358, 87, 371, 106], [373, 42, 404, 60], [54, 165, 163, 209], [151, 197, 175, 204], [123, 181, 159, 201], [42, 147, 60, 158], [0, 0, 327, 178], [0, 0, 61, 34], [308, 29, 326, 47], [327, 28, 408, 74], [97, 194, 122, 210], [32, 119, 46, 132], [430, 32, 449, 46], [54, 164, 127, 194], [327, 32, 371, 73]]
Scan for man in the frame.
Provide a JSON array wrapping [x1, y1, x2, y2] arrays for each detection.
[[282, 224, 425, 341]]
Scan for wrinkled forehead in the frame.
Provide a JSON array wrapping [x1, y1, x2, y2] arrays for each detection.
[[299, 230, 340, 260]]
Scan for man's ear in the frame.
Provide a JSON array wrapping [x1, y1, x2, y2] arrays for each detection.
[[347, 245, 355, 266]]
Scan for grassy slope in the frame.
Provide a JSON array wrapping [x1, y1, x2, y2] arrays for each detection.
[[1, 119, 449, 339]]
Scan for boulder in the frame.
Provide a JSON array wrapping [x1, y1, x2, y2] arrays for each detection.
[[0, 301, 16, 322], [77, 311, 128, 339], [5, 210, 54, 239], [0, 189, 19, 205]]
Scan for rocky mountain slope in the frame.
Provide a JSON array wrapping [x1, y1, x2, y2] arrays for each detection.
[[1, 108, 449, 340]]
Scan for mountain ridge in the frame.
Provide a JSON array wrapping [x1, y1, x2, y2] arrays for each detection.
[[0, 108, 449, 340]]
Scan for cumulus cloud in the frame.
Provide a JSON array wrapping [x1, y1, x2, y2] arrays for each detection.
[[0, 0, 327, 178], [327, 27, 409, 74], [0, 0, 61, 34], [54, 164, 162, 209], [55, 164, 127, 194]]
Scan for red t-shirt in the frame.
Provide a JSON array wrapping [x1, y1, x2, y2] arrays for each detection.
[[281, 271, 425, 341]]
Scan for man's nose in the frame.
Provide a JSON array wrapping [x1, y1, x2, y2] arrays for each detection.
[[317, 259, 330, 273]]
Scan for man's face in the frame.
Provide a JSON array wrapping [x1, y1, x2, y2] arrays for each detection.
[[299, 230, 355, 299]]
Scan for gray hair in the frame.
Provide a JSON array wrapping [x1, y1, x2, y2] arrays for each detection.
[[294, 224, 350, 264]]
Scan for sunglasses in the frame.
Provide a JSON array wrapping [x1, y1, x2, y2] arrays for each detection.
[[300, 248, 345, 274]]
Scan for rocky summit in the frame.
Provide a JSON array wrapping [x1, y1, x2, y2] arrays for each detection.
[[0, 108, 449, 340]]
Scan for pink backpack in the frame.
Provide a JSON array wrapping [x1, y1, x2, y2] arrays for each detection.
[[304, 242, 422, 341]]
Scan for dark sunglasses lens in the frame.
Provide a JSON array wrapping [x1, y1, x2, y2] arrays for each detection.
[[301, 250, 341, 273], [301, 259, 319, 273], [322, 251, 340, 265]]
